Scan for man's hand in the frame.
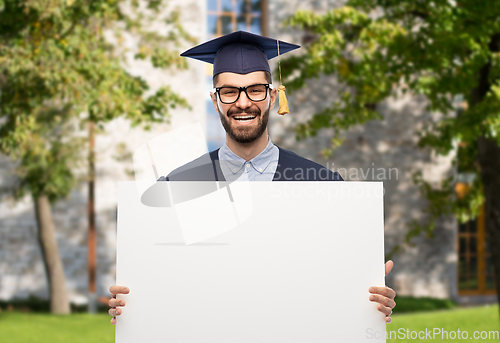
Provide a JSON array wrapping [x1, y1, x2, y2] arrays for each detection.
[[369, 260, 396, 324], [109, 285, 130, 325], [108, 263, 397, 325]]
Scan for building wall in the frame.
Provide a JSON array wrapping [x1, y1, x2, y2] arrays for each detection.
[[1, 0, 460, 304], [0, 0, 207, 304], [267, 0, 457, 298]]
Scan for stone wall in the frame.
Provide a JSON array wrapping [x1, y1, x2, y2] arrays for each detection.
[[267, 0, 457, 298], [1, 0, 460, 305], [0, 0, 207, 304]]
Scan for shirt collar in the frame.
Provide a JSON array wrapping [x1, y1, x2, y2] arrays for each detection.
[[219, 137, 278, 175]]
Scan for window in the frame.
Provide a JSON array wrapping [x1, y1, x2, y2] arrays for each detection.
[[207, 0, 263, 38], [457, 199, 495, 295], [205, 0, 265, 151], [454, 98, 495, 296]]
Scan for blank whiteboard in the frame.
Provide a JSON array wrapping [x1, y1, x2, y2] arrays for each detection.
[[115, 181, 386, 343]]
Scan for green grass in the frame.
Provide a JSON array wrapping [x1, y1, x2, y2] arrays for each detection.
[[388, 305, 500, 342], [0, 312, 115, 343], [0, 305, 498, 342]]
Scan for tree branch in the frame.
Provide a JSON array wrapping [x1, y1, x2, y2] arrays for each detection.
[[59, 20, 77, 40]]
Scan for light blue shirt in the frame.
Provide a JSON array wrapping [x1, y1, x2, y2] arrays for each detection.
[[218, 137, 279, 181]]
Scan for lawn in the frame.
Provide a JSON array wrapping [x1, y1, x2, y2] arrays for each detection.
[[0, 305, 498, 342], [0, 312, 115, 343], [387, 305, 500, 342]]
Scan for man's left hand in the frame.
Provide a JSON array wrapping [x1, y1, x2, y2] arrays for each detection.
[[369, 260, 396, 324]]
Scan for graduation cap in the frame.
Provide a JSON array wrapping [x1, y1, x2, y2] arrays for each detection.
[[181, 31, 300, 115]]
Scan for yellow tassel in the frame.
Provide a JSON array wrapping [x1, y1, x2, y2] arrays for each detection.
[[277, 85, 289, 115]]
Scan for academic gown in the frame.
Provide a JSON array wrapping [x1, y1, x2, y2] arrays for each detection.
[[159, 146, 344, 182]]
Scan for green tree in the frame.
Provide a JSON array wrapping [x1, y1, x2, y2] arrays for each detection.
[[281, 0, 500, 311], [0, 0, 192, 314]]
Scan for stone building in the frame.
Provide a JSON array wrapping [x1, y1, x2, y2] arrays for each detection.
[[0, 0, 495, 307]]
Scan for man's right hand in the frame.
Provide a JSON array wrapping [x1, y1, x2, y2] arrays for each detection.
[[109, 285, 130, 325]]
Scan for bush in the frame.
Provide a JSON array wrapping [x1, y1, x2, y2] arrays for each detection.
[[0, 296, 109, 313], [394, 296, 457, 313]]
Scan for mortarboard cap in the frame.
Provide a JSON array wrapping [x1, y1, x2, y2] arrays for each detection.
[[180, 31, 300, 78]]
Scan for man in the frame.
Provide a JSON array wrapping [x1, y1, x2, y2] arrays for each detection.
[[109, 31, 396, 326]]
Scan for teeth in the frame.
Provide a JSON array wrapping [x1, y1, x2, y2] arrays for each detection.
[[233, 115, 256, 120]]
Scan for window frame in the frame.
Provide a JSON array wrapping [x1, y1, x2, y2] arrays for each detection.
[[457, 197, 496, 296]]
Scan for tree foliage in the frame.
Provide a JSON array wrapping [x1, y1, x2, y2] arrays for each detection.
[[282, 0, 500, 234], [0, 0, 193, 200], [0, 0, 194, 313]]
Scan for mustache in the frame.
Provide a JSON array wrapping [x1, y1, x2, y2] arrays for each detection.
[[227, 107, 261, 116]]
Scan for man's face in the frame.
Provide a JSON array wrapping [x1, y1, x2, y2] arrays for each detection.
[[211, 71, 277, 144]]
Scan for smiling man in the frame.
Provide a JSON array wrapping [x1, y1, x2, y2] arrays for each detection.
[[216, 73, 270, 144], [155, 31, 343, 182], [109, 31, 396, 326]]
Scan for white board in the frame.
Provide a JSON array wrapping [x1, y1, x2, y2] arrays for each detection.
[[115, 181, 386, 342]]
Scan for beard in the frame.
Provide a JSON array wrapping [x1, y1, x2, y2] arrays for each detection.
[[218, 104, 270, 144]]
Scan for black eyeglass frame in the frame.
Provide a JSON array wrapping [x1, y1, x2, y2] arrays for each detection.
[[212, 83, 274, 104]]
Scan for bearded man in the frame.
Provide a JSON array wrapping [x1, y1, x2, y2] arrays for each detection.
[[109, 31, 396, 326]]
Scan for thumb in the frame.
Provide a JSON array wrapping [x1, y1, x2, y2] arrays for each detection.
[[385, 260, 394, 276]]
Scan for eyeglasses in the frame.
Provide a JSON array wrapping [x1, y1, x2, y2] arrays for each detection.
[[213, 84, 273, 104]]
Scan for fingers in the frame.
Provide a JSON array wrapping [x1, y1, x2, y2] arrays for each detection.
[[370, 261, 395, 324], [369, 293, 396, 309], [110, 285, 130, 296], [109, 285, 130, 325], [108, 298, 126, 308], [385, 260, 394, 276], [109, 298, 125, 325], [376, 303, 393, 317], [369, 286, 396, 302], [369, 285, 397, 324], [108, 307, 123, 317]]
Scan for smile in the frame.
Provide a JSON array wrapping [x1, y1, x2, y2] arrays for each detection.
[[231, 114, 257, 124]]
